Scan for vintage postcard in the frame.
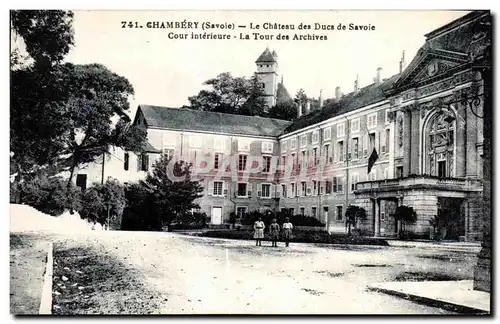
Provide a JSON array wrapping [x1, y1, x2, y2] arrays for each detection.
[[9, 9, 492, 315]]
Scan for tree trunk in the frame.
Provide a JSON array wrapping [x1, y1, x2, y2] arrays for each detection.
[[66, 156, 78, 188]]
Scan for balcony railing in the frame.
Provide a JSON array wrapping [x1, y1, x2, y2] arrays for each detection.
[[355, 174, 483, 192]]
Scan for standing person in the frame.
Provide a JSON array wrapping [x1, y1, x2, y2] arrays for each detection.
[[282, 217, 293, 247], [253, 217, 265, 246], [269, 218, 280, 247]]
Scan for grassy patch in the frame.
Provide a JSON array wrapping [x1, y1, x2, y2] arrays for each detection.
[[193, 230, 389, 246], [52, 244, 166, 315]]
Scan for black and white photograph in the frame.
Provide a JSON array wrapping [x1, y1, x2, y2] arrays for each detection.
[[9, 8, 492, 315]]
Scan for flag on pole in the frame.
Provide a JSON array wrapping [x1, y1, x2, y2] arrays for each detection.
[[367, 148, 379, 174]]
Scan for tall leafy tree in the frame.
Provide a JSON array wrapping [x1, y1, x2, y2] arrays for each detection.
[[187, 72, 267, 116], [141, 155, 204, 228], [268, 100, 298, 121], [295, 88, 308, 107]]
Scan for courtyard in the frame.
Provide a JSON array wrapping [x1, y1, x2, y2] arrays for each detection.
[[11, 230, 482, 315]]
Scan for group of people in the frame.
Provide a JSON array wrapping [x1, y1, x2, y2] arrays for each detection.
[[253, 217, 293, 247]]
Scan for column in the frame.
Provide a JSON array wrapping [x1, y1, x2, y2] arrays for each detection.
[[402, 109, 412, 177], [410, 108, 421, 175], [374, 199, 380, 237], [456, 101, 467, 177], [466, 96, 478, 177]]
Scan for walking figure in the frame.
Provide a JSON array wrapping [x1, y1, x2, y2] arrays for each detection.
[[282, 217, 293, 247], [253, 217, 265, 246], [269, 218, 280, 247]]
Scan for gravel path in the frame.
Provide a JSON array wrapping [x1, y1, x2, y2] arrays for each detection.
[[47, 231, 478, 314]]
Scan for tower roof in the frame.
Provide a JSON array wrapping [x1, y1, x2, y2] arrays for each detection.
[[256, 48, 277, 63]]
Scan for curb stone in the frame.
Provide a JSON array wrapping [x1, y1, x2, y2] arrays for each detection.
[[367, 286, 489, 315], [39, 242, 53, 315]]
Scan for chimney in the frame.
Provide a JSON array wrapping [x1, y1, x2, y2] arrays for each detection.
[[298, 104, 303, 118], [399, 50, 406, 73], [319, 90, 324, 108], [375, 67, 382, 84], [354, 75, 359, 92], [335, 86, 341, 100], [305, 100, 311, 114]]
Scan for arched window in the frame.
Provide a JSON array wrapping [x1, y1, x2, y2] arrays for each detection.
[[425, 111, 455, 177]]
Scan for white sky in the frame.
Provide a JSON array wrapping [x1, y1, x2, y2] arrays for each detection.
[[63, 10, 468, 116]]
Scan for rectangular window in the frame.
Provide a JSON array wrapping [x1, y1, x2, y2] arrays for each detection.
[[291, 183, 296, 197], [384, 129, 390, 153], [301, 182, 307, 196], [281, 155, 286, 166], [353, 137, 359, 159], [368, 113, 378, 128], [301, 150, 306, 167], [311, 207, 317, 218], [385, 110, 390, 125], [300, 135, 307, 147], [323, 127, 331, 141], [336, 205, 343, 221], [290, 208, 295, 215], [141, 154, 149, 171], [237, 183, 248, 197], [263, 156, 271, 173], [124, 152, 129, 171], [313, 180, 317, 195], [262, 142, 273, 153], [369, 133, 376, 152], [163, 148, 174, 160], [324, 144, 330, 162], [337, 177, 344, 192], [325, 180, 332, 194], [350, 118, 360, 133], [312, 131, 319, 144], [281, 184, 287, 198], [236, 207, 247, 219], [291, 138, 297, 150], [396, 166, 404, 178], [312, 147, 318, 166], [438, 161, 447, 178], [213, 181, 223, 196], [238, 154, 247, 171], [76, 174, 87, 191], [338, 141, 344, 161], [261, 184, 271, 198], [214, 153, 222, 170], [300, 207, 305, 216], [337, 123, 345, 137]]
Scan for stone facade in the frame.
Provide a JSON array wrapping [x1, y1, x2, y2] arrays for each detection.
[[72, 12, 489, 242]]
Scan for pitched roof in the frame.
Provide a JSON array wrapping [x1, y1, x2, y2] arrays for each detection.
[[256, 48, 277, 63], [137, 105, 292, 137], [284, 75, 399, 134], [276, 82, 292, 104]]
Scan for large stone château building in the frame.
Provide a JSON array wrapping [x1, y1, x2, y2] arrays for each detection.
[[74, 11, 489, 241]]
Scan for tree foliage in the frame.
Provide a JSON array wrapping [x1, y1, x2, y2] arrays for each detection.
[[345, 205, 367, 235], [294, 88, 308, 107], [394, 205, 417, 238], [187, 72, 267, 116], [268, 100, 298, 121], [10, 11, 146, 186], [122, 155, 204, 230], [17, 173, 82, 216], [11, 10, 74, 68], [79, 179, 126, 227]]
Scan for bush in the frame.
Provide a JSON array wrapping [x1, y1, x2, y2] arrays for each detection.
[[18, 174, 82, 216], [79, 179, 125, 228], [196, 230, 389, 246], [241, 210, 326, 228], [170, 211, 210, 230]]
